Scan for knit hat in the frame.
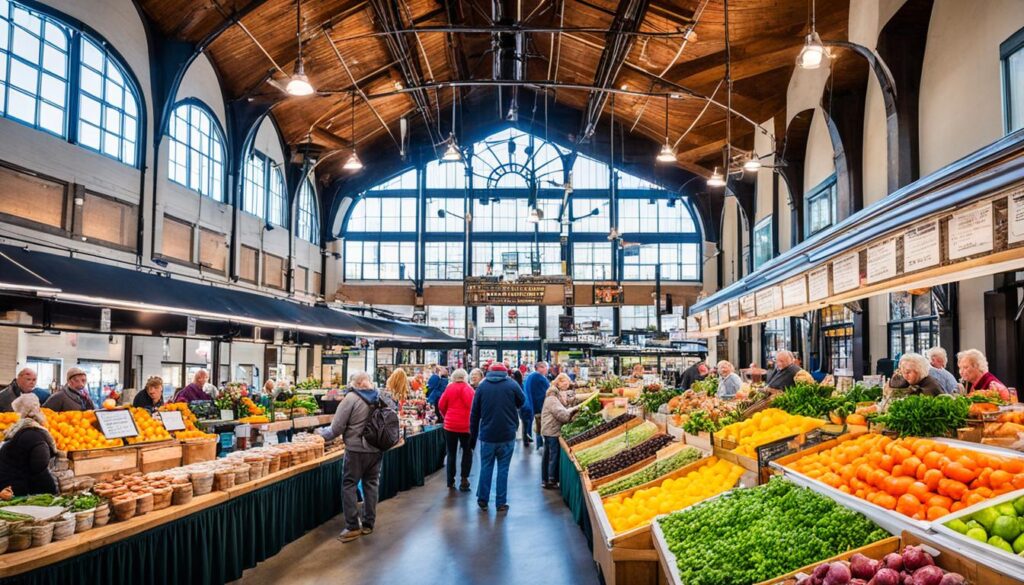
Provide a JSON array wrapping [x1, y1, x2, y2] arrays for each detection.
[[488, 363, 508, 373], [66, 367, 86, 381]]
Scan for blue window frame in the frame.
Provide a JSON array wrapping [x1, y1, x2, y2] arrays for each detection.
[[296, 178, 319, 244], [1001, 26, 1024, 133], [617, 197, 697, 234], [572, 242, 612, 281], [424, 241, 463, 280], [344, 240, 415, 280], [753, 216, 773, 269], [622, 242, 699, 280], [77, 35, 138, 166], [0, 1, 141, 165], [242, 150, 285, 226], [167, 102, 224, 201], [347, 195, 417, 232], [570, 197, 610, 232], [472, 241, 560, 277]]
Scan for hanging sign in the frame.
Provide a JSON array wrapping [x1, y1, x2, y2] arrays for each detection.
[[865, 238, 897, 283], [807, 265, 830, 302], [100, 308, 111, 333], [782, 276, 807, 307], [186, 316, 197, 337], [755, 288, 776, 315], [772, 287, 784, 312], [903, 221, 941, 272], [740, 294, 756, 317], [948, 204, 993, 260], [832, 253, 860, 294], [94, 409, 139, 440], [1008, 189, 1024, 244], [464, 277, 546, 305], [729, 300, 740, 320]]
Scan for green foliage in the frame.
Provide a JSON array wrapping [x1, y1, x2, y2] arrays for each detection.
[[681, 409, 740, 434], [576, 421, 658, 468], [630, 388, 683, 413], [657, 478, 888, 585], [597, 448, 702, 497], [560, 409, 604, 439], [690, 376, 719, 397], [294, 377, 323, 391], [871, 395, 971, 437], [772, 382, 884, 419]]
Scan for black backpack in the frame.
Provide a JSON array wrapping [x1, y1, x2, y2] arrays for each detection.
[[354, 392, 401, 451]]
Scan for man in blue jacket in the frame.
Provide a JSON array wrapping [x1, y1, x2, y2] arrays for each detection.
[[523, 361, 550, 451], [426, 366, 448, 422], [469, 363, 526, 512]]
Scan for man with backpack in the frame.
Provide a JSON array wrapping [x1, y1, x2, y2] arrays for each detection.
[[318, 371, 399, 543]]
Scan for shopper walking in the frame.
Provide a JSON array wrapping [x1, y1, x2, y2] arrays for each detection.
[[42, 367, 95, 412], [318, 371, 389, 543], [438, 369, 475, 491], [510, 368, 532, 447], [385, 368, 411, 403], [540, 374, 583, 488], [524, 362, 550, 451], [0, 368, 39, 412], [470, 363, 526, 512], [426, 366, 449, 422]]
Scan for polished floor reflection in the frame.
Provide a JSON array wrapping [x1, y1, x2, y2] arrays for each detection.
[[232, 442, 600, 585]]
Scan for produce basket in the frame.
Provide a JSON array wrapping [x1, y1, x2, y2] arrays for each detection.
[[181, 437, 217, 465], [929, 487, 1024, 576], [753, 536, 900, 585]]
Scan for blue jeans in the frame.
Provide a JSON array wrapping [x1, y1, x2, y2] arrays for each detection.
[[519, 410, 533, 441], [542, 436, 560, 483], [477, 440, 515, 506]]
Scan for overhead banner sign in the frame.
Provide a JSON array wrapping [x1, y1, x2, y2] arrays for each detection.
[[464, 278, 546, 305], [903, 221, 940, 272], [729, 300, 740, 320], [948, 204, 993, 260], [593, 282, 624, 305], [866, 238, 897, 284], [807, 265, 830, 302], [740, 294, 756, 317], [832, 253, 860, 294], [782, 276, 807, 307]]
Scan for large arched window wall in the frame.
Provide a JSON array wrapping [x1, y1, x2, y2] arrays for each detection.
[[0, 0, 142, 166], [340, 128, 702, 283]]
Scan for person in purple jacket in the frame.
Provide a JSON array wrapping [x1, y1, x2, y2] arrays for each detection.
[[173, 370, 213, 403]]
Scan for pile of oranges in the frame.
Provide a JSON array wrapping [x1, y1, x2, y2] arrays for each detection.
[[785, 433, 1024, 521], [125, 407, 172, 444], [717, 408, 826, 458], [42, 408, 123, 451], [0, 412, 19, 438], [603, 457, 744, 533], [174, 429, 216, 440]]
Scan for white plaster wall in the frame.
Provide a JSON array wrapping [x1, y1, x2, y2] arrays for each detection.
[[787, 67, 832, 124], [862, 74, 889, 206], [805, 109, 836, 191], [777, 178, 792, 252], [18, 331, 123, 370], [721, 197, 739, 286], [919, 0, 1024, 175], [702, 240, 718, 295]]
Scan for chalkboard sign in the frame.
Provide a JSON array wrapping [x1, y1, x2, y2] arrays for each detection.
[[755, 429, 825, 472], [95, 409, 139, 440]]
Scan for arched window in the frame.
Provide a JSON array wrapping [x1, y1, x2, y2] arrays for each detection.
[[296, 178, 319, 244], [167, 102, 224, 201], [0, 1, 141, 165], [242, 150, 285, 226], [78, 35, 139, 165]]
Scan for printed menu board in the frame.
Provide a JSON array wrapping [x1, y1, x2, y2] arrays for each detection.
[[807, 265, 829, 301], [755, 288, 776, 315], [1009, 189, 1024, 244], [832, 253, 860, 293], [718, 304, 729, 325], [729, 300, 740, 320], [903, 221, 940, 272], [708, 306, 719, 327], [865, 238, 897, 283], [782, 276, 807, 307], [740, 294, 756, 317], [948, 204, 993, 260]]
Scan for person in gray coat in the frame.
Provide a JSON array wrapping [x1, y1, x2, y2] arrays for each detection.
[[317, 371, 390, 543], [0, 368, 39, 412], [42, 367, 94, 412]]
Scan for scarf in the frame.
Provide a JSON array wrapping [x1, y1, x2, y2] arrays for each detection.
[[2, 417, 58, 455]]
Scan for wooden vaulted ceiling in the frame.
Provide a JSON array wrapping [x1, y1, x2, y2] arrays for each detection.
[[138, 0, 850, 214]]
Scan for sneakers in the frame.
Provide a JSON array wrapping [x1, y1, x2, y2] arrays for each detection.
[[496, 504, 509, 513], [336, 528, 361, 543], [477, 499, 488, 511], [361, 526, 374, 535], [459, 478, 471, 492]]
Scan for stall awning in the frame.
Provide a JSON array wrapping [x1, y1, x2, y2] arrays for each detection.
[[0, 244, 459, 341]]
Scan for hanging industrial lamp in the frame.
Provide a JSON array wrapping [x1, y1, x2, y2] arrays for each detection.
[[441, 85, 463, 163], [707, 167, 726, 188], [796, 0, 829, 70], [343, 92, 363, 171], [743, 152, 762, 172], [656, 94, 676, 163], [286, 0, 315, 96]]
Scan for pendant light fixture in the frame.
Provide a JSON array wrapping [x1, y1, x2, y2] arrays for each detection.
[[442, 85, 463, 163], [286, 0, 315, 96], [656, 94, 676, 163], [343, 92, 363, 171], [707, 167, 726, 188], [796, 0, 829, 70], [743, 152, 762, 172]]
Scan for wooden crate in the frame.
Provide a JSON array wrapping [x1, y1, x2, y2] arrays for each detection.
[[902, 531, 1024, 585], [67, 445, 139, 479], [570, 417, 645, 454], [681, 430, 712, 452], [138, 441, 183, 473], [582, 477, 669, 585], [754, 537, 900, 585], [583, 455, 656, 493], [181, 438, 218, 464]]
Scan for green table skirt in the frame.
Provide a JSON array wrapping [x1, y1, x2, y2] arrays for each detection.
[[9, 428, 447, 585], [559, 445, 593, 550]]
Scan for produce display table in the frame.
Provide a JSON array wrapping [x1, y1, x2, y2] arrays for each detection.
[[2, 427, 448, 585], [558, 438, 594, 550]]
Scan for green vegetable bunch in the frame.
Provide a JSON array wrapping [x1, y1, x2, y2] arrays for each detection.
[[690, 376, 719, 396], [681, 409, 740, 435], [597, 448, 702, 497], [294, 377, 323, 391], [576, 421, 658, 468], [871, 394, 970, 437], [772, 382, 837, 417], [560, 409, 604, 439], [630, 388, 682, 413], [657, 478, 889, 585], [597, 376, 625, 394]]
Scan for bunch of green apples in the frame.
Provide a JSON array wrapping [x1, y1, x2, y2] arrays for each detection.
[[945, 495, 1024, 556]]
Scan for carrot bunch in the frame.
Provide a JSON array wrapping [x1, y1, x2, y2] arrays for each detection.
[[785, 433, 1024, 521]]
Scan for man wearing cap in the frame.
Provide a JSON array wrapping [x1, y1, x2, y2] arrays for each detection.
[[469, 363, 526, 513], [43, 367, 95, 412]]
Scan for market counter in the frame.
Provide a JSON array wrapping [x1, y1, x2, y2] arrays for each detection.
[[1, 427, 447, 585], [558, 438, 594, 550]]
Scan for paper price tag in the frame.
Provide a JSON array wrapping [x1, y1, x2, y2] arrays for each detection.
[[158, 410, 186, 432], [95, 409, 139, 439]]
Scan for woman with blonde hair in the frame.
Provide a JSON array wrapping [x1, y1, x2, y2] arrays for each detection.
[[386, 368, 411, 402]]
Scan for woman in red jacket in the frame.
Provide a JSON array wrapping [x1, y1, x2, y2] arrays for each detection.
[[438, 369, 475, 491]]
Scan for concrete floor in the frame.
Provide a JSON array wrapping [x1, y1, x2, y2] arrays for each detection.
[[232, 441, 601, 585]]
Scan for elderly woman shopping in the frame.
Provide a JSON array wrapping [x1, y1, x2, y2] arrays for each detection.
[[0, 394, 58, 496], [888, 353, 943, 397]]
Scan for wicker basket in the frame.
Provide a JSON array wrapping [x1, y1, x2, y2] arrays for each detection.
[[93, 503, 111, 527], [171, 482, 193, 506], [74, 509, 95, 533], [29, 521, 54, 548], [52, 513, 76, 541], [213, 470, 235, 490]]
